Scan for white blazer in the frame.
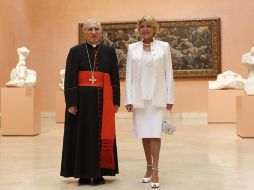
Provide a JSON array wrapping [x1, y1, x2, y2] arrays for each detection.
[[125, 40, 174, 108]]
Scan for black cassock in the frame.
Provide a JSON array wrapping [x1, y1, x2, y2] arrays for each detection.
[[60, 43, 120, 178]]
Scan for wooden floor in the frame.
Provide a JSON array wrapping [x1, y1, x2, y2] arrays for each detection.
[[0, 113, 254, 190]]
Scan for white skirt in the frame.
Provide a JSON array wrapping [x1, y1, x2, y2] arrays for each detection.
[[133, 101, 164, 138]]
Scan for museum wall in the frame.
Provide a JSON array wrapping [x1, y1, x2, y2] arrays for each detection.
[[0, 0, 254, 113], [0, 0, 32, 111]]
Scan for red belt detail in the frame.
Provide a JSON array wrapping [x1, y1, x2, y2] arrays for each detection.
[[78, 71, 115, 169]]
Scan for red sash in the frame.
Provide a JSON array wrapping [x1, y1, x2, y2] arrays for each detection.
[[78, 71, 115, 169]]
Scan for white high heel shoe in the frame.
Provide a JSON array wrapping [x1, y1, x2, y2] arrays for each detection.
[[141, 165, 152, 183], [150, 181, 160, 188], [141, 177, 151, 183], [150, 168, 160, 188]]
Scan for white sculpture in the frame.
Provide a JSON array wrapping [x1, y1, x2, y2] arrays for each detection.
[[6, 47, 37, 87], [242, 47, 254, 95], [208, 70, 246, 90], [58, 69, 65, 90]]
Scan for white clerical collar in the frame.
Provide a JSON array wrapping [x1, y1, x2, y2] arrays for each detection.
[[86, 41, 101, 48]]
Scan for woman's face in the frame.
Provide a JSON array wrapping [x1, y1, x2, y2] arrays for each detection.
[[139, 21, 155, 41], [84, 23, 102, 44]]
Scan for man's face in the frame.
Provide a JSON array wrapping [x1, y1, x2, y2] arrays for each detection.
[[84, 23, 102, 44]]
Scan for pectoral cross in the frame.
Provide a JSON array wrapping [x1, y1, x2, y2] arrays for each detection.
[[89, 74, 96, 84]]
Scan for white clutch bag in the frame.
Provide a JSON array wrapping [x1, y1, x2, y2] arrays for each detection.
[[162, 121, 176, 135]]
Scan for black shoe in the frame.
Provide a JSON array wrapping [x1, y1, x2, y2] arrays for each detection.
[[93, 177, 105, 185], [78, 178, 91, 185]]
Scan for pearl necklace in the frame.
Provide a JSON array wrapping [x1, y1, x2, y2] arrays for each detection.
[[143, 42, 151, 46], [143, 41, 152, 52]]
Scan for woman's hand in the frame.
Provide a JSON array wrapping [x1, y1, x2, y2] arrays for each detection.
[[166, 104, 173, 111], [68, 106, 77, 115], [125, 104, 133, 112]]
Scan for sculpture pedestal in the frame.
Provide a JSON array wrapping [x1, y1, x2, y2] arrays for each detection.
[[236, 95, 254, 137], [56, 90, 65, 123], [208, 90, 245, 123], [1, 87, 40, 135]]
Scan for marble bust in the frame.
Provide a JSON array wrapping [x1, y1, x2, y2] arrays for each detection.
[[242, 47, 254, 95], [6, 47, 37, 87], [58, 69, 65, 90], [208, 70, 246, 90]]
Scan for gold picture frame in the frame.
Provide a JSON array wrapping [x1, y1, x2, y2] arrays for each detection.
[[79, 18, 221, 78]]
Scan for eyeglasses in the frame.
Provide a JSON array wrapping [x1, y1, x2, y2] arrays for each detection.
[[86, 27, 101, 33]]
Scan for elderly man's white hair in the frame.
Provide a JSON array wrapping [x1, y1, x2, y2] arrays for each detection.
[[82, 19, 102, 32]]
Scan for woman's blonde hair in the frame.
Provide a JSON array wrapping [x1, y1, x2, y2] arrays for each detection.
[[136, 15, 159, 37]]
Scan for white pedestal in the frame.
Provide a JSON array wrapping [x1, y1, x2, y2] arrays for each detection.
[[208, 90, 245, 123], [236, 95, 254, 137], [56, 90, 65, 123], [1, 87, 40, 135]]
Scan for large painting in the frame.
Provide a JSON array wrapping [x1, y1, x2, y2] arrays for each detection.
[[79, 18, 221, 78]]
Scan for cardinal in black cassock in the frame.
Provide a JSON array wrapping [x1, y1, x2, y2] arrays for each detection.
[[60, 19, 120, 185]]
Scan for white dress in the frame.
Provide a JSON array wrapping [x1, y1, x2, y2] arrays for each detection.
[[133, 51, 164, 138]]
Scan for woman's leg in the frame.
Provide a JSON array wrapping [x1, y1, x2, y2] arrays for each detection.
[[142, 138, 152, 177], [150, 138, 161, 182]]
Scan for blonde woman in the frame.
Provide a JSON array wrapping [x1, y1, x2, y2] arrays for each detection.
[[125, 15, 174, 188]]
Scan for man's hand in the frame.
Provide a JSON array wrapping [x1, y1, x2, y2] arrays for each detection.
[[114, 105, 119, 113], [68, 106, 77, 115]]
